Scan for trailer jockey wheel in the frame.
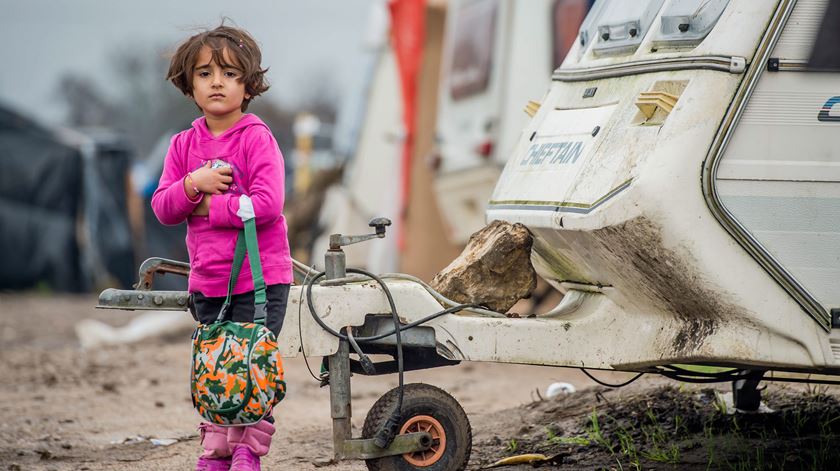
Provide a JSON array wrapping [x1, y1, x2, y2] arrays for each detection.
[[400, 415, 446, 466], [362, 383, 472, 471]]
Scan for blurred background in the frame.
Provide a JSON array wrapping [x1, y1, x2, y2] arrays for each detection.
[[0, 0, 592, 297]]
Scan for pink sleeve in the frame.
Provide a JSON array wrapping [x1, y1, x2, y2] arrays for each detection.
[[209, 129, 285, 229], [151, 134, 202, 226]]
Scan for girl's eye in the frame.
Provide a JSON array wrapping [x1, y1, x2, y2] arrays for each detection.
[[198, 71, 210, 78], [224, 71, 239, 78]]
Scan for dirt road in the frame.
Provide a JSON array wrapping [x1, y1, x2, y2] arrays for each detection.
[[0, 294, 618, 470], [5, 294, 837, 470]]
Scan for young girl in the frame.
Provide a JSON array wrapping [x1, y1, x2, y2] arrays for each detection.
[[152, 25, 291, 471]]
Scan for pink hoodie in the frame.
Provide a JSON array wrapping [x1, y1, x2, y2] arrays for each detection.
[[151, 114, 292, 297]]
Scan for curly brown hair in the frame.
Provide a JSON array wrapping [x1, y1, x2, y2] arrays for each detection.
[[167, 25, 269, 111]]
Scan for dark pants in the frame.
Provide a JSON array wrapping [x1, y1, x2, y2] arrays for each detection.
[[190, 283, 290, 337]]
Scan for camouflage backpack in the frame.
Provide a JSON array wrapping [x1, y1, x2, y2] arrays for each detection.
[[190, 218, 286, 425]]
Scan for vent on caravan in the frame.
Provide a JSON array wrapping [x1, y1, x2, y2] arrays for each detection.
[[655, 0, 730, 47], [591, 0, 664, 55]]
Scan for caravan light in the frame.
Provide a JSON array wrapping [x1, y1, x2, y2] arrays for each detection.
[[475, 139, 494, 159]]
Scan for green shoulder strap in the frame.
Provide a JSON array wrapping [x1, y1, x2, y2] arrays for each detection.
[[216, 218, 267, 324]]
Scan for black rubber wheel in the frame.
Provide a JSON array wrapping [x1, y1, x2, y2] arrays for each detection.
[[362, 383, 472, 471]]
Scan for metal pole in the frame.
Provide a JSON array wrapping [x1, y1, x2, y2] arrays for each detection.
[[329, 338, 352, 459], [324, 249, 346, 282]]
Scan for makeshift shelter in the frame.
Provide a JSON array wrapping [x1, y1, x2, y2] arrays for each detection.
[[0, 105, 136, 291]]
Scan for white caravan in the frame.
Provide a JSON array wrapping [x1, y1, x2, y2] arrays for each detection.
[[434, 0, 592, 243], [487, 0, 839, 372]]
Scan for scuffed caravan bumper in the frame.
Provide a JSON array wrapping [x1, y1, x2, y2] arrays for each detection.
[[273, 281, 826, 372]]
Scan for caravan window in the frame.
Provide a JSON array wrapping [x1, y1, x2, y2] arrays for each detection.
[[449, 0, 499, 100], [809, 0, 840, 69], [553, 0, 595, 69]]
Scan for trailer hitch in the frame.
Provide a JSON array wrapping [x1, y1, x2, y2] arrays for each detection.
[[97, 288, 189, 311], [97, 257, 191, 311], [135, 257, 190, 290]]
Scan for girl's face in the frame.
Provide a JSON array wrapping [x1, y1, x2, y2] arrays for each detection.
[[191, 46, 249, 119]]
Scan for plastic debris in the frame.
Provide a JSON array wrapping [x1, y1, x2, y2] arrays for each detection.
[[485, 453, 548, 468], [545, 382, 576, 398], [75, 311, 195, 349], [484, 452, 570, 468], [110, 435, 148, 445], [110, 435, 181, 447], [150, 438, 178, 446]]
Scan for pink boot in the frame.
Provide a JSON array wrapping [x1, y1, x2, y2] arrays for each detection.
[[228, 420, 276, 470], [196, 423, 232, 471]]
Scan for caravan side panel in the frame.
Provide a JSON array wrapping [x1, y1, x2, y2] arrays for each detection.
[[716, 0, 839, 313]]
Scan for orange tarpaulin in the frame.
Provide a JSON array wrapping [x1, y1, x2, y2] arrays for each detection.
[[389, 0, 426, 250]]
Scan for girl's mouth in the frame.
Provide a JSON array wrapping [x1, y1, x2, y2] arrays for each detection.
[[209, 93, 225, 99]]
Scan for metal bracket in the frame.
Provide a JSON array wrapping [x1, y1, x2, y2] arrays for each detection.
[[732, 370, 765, 411], [339, 433, 433, 460], [329, 338, 431, 460], [329, 218, 392, 251]]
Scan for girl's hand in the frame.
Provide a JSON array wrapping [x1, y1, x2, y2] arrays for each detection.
[[190, 161, 233, 195], [192, 194, 211, 216]]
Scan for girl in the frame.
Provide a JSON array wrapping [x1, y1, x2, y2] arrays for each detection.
[[152, 25, 291, 471]]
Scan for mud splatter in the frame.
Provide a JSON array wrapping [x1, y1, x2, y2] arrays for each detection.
[[591, 217, 747, 354]]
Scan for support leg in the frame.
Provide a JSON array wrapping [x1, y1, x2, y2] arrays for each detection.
[[732, 370, 765, 411], [329, 338, 352, 460]]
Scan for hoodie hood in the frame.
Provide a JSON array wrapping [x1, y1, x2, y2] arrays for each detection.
[[191, 113, 266, 141]]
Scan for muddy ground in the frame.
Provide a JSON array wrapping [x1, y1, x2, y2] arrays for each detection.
[[1, 294, 838, 470]]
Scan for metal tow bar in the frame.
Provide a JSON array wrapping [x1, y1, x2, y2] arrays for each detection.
[[97, 257, 191, 311]]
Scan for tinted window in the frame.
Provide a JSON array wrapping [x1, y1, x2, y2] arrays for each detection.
[[449, 0, 499, 100], [809, 0, 840, 70]]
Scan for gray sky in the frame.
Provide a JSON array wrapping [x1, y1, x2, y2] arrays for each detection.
[[0, 0, 374, 126]]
